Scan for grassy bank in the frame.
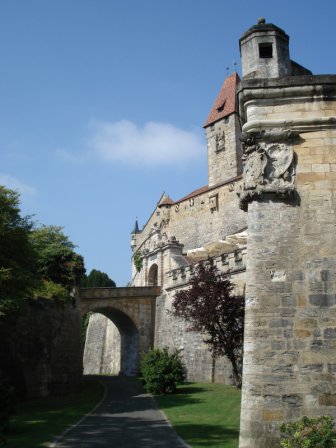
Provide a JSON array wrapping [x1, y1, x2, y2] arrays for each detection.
[[155, 382, 241, 448], [5, 378, 104, 448]]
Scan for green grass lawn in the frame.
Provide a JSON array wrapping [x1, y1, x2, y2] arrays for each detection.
[[5, 378, 104, 448], [155, 382, 241, 448]]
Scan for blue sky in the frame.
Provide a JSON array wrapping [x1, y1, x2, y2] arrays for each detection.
[[0, 0, 335, 285]]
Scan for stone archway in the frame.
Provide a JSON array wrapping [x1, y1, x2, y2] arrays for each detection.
[[148, 264, 158, 286], [78, 286, 160, 375], [83, 308, 139, 376]]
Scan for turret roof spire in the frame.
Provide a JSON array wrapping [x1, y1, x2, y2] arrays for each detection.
[[131, 219, 140, 234]]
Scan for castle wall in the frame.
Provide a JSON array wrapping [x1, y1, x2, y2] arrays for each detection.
[[168, 179, 246, 252], [131, 179, 247, 287], [0, 298, 83, 399], [238, 81, 336, 447], [155, 251, 246, 383], [133, 180, 246, 255]]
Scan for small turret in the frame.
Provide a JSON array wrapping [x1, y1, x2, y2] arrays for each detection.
[[130, 219, 140, 251], [240, 18, 291, 79]]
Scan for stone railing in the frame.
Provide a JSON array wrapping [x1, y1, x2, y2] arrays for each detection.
[[165, 247, 247, 290]]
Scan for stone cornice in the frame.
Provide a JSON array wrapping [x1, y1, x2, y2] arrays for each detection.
[[237, 75, 336, 124], [242, 117, 336, 134]]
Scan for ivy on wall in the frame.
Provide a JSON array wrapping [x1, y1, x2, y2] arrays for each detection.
[[134, 252, 143, 272]]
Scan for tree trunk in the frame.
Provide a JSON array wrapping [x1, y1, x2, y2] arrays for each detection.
[[230, 356, 242, 389]]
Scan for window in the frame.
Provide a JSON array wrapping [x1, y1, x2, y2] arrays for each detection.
[[259, 43, 273, 58]]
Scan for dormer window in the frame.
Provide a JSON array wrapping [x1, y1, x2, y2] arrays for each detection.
[[216, 101, 225, 113], [259, 43, 273, 58]]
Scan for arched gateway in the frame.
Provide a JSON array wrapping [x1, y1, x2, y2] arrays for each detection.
[[77, 286, 160, 375]]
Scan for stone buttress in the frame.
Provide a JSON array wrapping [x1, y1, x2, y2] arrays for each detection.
[[238, 19, 336, 447]]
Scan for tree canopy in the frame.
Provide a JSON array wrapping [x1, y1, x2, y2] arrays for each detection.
[[0, 186, 88, 310], [0, 185, 120, 310], [0, 186, 38, 313], [171, 259, 245, 387], [82, 269, 116, 287], [30, 225, 85, 292]]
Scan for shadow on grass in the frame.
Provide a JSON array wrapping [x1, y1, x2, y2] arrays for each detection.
[[174, 423, 239, 447], [175, 384, 208, 395], [6, 378, 104, 448], [153, 383, 208, 410]]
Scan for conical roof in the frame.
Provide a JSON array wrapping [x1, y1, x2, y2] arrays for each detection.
[[131, 219, 140, 234], [158, 193, 174, 207]]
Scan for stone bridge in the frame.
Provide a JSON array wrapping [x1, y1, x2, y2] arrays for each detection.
[[77, 286, 161, 376]]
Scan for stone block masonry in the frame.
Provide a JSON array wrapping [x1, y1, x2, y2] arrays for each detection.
[[155, 252, 246, 384], [240, 187, 336, 446], [0, 298, 83, 399], [237, 30, 336, 444], [127, 19, 336, 447], [83, 313, 121, 375], [80, 287, 159, 376]]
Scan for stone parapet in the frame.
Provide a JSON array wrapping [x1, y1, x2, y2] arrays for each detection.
[[165, 247, 247, 291]]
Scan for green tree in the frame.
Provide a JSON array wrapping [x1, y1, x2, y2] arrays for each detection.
[[82, 269, 116, 287], [30, 225, 85, 291], [0, 186, 37, 313]]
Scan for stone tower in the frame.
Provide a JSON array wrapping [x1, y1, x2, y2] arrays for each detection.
[[204, 72, 243, 186], [239, 17, 311, 79], [238, 20, 336, 447]]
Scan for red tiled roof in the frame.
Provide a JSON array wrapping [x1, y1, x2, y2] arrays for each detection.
[[203, 72, 240, 128], [175, 185, 209, 203], [174, 174, 243, 204]]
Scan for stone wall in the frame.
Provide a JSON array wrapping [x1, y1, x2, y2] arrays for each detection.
[[155, 290, 234, 383], [238, 76, 336, 447], [155, 251, 246, 383], [83, 313, 121, 375], [134, 179, 246, 257], [169, 179, 246, 252], [0, 298, 83, 399], [205, 114, 243, 187], [132, 179, 247, 287], [79, 287, 158, 376]]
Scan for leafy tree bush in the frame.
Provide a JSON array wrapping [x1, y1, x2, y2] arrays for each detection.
[[280, 415, 336, 448], [32, 279, 69, 301], [81, 269, 116, 287], [171, 259, 245, 387], [0, 187, 86, 308], [140, 348, 186, 394], [30, 225, 85, 291], [133, 252, 143, 272], [0, 186, 38, 314]]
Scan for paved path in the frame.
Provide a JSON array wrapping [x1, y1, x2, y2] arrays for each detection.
[[52, 376, 189, 448]]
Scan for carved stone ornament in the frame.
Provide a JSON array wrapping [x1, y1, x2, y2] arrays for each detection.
[[239, 129, 298, 210], [209, 194, 218, 212], [215, 131, 225, 152]]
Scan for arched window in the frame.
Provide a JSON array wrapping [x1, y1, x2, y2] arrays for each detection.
[[148, 264, 158, 286]]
